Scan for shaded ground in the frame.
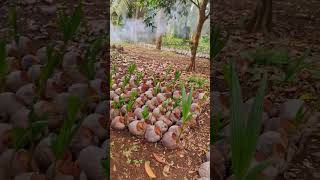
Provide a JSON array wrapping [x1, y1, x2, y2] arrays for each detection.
[[214, 0, 320, 179], [110, 44, 210, 180]]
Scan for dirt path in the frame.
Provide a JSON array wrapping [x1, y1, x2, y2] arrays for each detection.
[[110, 44, 210, 180]]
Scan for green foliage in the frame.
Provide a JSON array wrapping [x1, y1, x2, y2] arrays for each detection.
[[58, 4, 83, 43], [222, 63, 231, 88], [130, 90, 138, 100], [211, 25, 229, 59], [8, 4, 19, 43], [210, 112, 228, 145], [187, 75, 209, 88], [128, 63, 136, 75], [0, 41, 8, 85], [153, 82, 161, 94], [283, 49, 310, 81], [229, 60, 269, 180], [79, 35, 106, 80], [181, 85, 193, 123], [135, 71, 144, 85], [122, 75, 130, 89], [51, 96, 84, 160], [162, 35, 210, 54], [11, 108, 48, 151], [142, 106, 149, 119], [36, 44, 60, 97], [126, 100, 134, 112], [242, 47, 290, 66], [173, 97, 182, 109]]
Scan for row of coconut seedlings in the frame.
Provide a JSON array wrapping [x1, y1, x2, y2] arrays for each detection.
[[210, 62, 317, 180], [0, 3, 108, 180], [110, 61, 208, 149]]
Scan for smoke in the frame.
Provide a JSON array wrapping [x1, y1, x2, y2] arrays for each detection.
[[110, 19, 155, 43], [110, 3, 210, 44]]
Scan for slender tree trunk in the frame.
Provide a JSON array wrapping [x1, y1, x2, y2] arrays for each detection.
[[187, 0, 208, 72], [156, 35, 162, 50], [247, 0, 272, 33]]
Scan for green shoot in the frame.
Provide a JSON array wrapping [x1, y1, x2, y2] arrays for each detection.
[[11, 107, 48, 151], [142, 106, 149, 120], [211, 25, 229, 59], [153, 82, 161, 94], [229, 60, 269, 180], [8, 3, 20, 44], [51, 96, 84, 160], [173, 97, 182, 109], [130, 90, 138, 101], [0, 40, 8, 89], [122, 75, 130, 89], [111, 64, 117, 75], [174, 70, 181, 82], [36, 44, 60, 97], [79, 35, 106, 80], [135, 71, 144, 85], [177, 85, 193, 142], [283, 49, 310, 82], [126, 100, 134, 112], [57, 3, 82, 43], [128, 63, 136, 75]]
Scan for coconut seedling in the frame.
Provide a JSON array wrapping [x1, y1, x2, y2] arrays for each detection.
[[57, 3, 82, 45], [78, 35, 106, 81], [36, 44, 60, 98], [173, 85, 193, 143], [50, 95, 84, 178], [128, 63, 136, 75], [134, 71, 144, 86], [228, 60, 269, 180]]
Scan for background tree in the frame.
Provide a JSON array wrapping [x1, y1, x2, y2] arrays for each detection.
[[144, 0, 210, 71], [247, 0, 273, 33]]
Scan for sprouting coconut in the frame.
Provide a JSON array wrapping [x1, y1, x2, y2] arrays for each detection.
[[82, 114, 108, 140], [78, 146, 106, 180], [0, 149, 31, 178], [145, 125, 161, 142], [68, 83, 89, 98], [33, 135, 55, 172], [161, 131, 180, 149], [70, 126, 98, 156], [10, 107, 29, 129], [21, 54, 39, 70], [62, 50, 81, 71], [5, 70, 29, 92], [90, 79, 107, 99], [35, 46, 47, 65], [158, 115, 173, 126], [111, 116, 126, 130], [16, 83, 35, 105], [134, 107, 143, 120], [27, 64, 42, 83], [128, 120, 146, 137], [95, 100, 107, 116], [155, 120, 168, 133], [0, 92, 25, 115]]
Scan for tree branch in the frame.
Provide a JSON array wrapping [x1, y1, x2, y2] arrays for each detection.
[[205, 13, 210, 19], [188, 0, 200, 8]]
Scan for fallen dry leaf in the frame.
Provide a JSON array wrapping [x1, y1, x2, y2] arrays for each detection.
[[162, 165, 170, 177], [145, 161, 156, 179], [153, 153, 166, 164]]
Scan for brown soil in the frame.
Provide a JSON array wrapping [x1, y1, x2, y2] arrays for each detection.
[[110, 44, 210, 180]]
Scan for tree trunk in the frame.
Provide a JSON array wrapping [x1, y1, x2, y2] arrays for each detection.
[[156, 35, 162, 50], [247, 0, 272, 33], [232, 0, 245, 9], [187, 0, 208, 72]]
